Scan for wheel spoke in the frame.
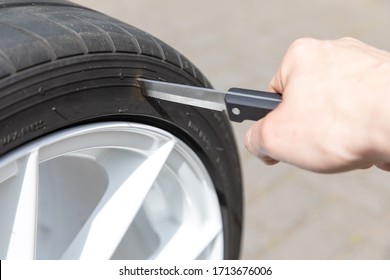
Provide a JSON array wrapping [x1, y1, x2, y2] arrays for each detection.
[[61, 140, 176, 259], [155, 219, 223, 260], [6, 150, 39, 259]]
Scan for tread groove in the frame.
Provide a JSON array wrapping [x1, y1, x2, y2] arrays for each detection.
[[190, 64, 197, 79], [42, 17, 89, 55], [175, 52, 184, 69], [0, 48, 16, 74], [101, 18, 142, 54], [0, 21, 57, 61], [150, 37, 166, 61], [71, 14, 116, 52]]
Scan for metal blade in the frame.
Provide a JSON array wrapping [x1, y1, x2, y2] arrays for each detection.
[[138, 79, 226, 111]]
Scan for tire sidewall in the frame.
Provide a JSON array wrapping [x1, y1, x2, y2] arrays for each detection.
[[0, 53, 242, 259]]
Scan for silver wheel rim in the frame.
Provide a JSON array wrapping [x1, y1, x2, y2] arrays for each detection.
[[0, 122, 223, 260]]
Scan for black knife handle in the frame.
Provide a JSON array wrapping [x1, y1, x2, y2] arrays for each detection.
[[225, 88, 282, 122]]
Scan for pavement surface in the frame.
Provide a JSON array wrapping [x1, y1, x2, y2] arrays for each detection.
[[74, 0, 390, 259]]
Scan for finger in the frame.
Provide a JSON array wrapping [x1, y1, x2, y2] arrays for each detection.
[[269, 68, 284, 94], [245, 120, 279, 165], [268, 38, 318, 94], [375, 162, 390, 172]]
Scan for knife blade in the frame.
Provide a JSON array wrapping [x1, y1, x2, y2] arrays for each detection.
[[138, 78, 281, 122]]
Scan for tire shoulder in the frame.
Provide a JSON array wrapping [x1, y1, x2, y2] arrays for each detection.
[[0, 3, 209, 86]]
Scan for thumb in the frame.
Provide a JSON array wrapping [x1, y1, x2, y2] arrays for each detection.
[[245, 119, 279, 165]]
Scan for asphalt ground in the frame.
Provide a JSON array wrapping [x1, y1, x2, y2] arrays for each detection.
[[74, 0, 390, 259]]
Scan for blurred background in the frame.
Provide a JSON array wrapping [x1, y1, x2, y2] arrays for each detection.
[[74, 0, 390, 259]]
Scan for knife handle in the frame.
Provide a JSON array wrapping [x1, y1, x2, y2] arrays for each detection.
[[225, 88, 282, 122]]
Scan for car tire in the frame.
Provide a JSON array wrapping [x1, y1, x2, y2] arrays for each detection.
[[0, 0, 242, 259]]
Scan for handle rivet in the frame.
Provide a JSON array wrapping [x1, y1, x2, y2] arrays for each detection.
[[232, 107, 241, 115]]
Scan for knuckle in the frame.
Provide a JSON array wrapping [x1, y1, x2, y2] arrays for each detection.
[[288, 37, 318, 56], [339, 36, 359, 42]]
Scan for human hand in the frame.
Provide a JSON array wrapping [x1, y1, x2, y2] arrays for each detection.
[[245, 37, 390, 173]]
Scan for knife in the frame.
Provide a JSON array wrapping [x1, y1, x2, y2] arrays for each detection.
[[138, 78, 281, 122]]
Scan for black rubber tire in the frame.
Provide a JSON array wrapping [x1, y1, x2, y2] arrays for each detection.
[[0, 0, 243, 259]]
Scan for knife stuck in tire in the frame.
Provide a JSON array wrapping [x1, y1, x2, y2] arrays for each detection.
[[138, 79, 281, 123]]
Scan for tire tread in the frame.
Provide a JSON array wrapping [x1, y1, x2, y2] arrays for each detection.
[[0, 1, 208, 86]]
